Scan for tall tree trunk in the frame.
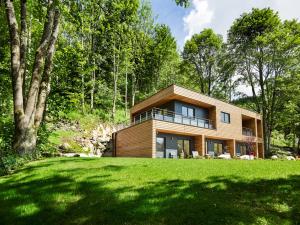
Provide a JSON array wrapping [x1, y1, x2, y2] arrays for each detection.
[[125, 59, 128, 118], [81, 35, 85, 113], [258, 53, 269, 156], [112, 40, 118, 121], [6, 0, 60, 156], [131, 73, 136, 106], [90, 60, 95, 111], [207, 65, 212, 96]]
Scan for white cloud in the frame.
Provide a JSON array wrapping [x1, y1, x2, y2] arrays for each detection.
[[183, 0, 213, 42]]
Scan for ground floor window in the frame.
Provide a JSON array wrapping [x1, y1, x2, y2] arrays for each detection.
[[214, 143, 223, 155], [206, 140, 224, 156], [236, 143, 250, 156], [177, 139, 190, 158], [156, 137, 165, 158]]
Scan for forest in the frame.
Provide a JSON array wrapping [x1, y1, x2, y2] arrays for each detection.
[[0, 0, 300, 173]]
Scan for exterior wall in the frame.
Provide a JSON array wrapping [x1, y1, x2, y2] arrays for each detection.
[[153, 119, 262, 144], [173, 100, 209, 119], [156, 132, 194, 158], [116, 120, 153, 157], [243, 118, 256, 136], [194, 135, 205, 156], [156, 100, 209, 119], [117, 85, 264, 158]]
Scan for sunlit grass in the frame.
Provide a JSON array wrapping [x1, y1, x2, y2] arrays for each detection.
[[0, 158, 300, 225]]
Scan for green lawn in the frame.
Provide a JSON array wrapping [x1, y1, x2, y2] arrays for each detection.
[[1, 158, 300, 225]]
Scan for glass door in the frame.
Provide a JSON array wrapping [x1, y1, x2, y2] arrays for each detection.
[[177, 139, 190, 158], [156, 137, 165, 158]]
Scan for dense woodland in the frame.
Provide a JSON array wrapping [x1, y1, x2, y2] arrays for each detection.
[[0, 0, 300, 171]]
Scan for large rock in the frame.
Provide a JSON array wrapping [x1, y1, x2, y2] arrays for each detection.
[[286, 156, 296, 161], [59, 142, 71, 151], [271, 155, 278, 160]]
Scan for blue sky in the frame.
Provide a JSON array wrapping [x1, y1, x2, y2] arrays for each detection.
[[151, 0, 300, 50]]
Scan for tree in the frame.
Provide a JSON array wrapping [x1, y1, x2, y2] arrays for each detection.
[[228, 8, 300, 155], [182, 28, 223, 96], [275, 73, 300, 153], [5, 0, 60, 156], [174, 0, 190, 7]]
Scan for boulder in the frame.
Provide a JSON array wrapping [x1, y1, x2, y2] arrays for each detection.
[[271, 155, 278, 160], [59, 142, 71, 151], [286, 156, 296, 161]]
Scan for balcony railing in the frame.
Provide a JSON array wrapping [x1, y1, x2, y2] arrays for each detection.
[[242, 127, 254, 136], [133, 108, 215, 129]]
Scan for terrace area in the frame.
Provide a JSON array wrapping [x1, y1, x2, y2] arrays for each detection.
[[132, 108, 215, 130]]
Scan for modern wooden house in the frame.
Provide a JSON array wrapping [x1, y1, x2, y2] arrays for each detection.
[[113, 85, 264, 158]]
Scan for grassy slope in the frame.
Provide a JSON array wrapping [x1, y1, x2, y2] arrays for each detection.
[[0, 158, 300, 225]]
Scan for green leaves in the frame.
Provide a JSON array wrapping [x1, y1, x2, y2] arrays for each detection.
[[182, 29, 228, 97]]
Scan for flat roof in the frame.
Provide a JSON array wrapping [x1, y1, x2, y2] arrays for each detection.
[[131, 84, 261, 118]]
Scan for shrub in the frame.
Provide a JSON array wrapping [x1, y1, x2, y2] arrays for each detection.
[[0, 154, 28, 176]]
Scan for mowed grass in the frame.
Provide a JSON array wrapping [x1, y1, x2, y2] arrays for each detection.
[[0, 158, 300, 225]]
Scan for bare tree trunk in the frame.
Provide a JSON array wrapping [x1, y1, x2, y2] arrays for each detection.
[[125, 62, 128, 118], [90, 6, 95, 111], [6, 0, 60, 156], [297, 137, 300, 155], [81, 35, 85, 113], [258, 53, 269, 156], [131, 73, 136, 106], [20, 0, 27, 105], [112, 40, 118, 121], [90, 59, 95, 111]]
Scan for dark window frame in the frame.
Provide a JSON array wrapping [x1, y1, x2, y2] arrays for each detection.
[[221, 111, 230, 123], [182, 106, 195, 118]]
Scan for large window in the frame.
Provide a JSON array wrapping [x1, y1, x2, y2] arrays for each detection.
[[156, 137, 165, 158], [177, 139, 190, 158], [206, 140, 223, 156], [236, 144, 249, 156], [214, 143, 223, 155], [182, 106, 195, 118], [221, 112, 230, 123]]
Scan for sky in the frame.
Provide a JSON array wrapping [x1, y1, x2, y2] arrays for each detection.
[[151, 0, 300, 49], [150, 0, 300, 96]]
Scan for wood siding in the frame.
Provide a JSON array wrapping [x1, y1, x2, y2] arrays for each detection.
[[116, 85, 264, 158], [116, 120, 153, 157]]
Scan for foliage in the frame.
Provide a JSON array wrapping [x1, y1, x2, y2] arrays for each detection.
[[228, 8, 300, 154], [0, 1, 299, 161]]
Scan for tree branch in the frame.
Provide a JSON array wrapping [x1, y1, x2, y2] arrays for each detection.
[[35, 9, 60, 127], [24, 0, 56, 125], [20, 0, 27, 106], [5, 0, 24, 122]]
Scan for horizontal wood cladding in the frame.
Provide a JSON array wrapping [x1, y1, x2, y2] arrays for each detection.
[[117, 85, 264, 158], [194, 135, 205, 156], [173, 85, 261, 120], [116, 120, 153, 157], [131, 85, 175, 115], [153, 120, 262, 143]]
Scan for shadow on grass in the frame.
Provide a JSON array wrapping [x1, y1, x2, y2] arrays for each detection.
[[0, 160, 299, 225]]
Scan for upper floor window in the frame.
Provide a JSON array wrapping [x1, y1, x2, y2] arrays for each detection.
[[182, 106, 195, 118], [221, 112, 230, 123]]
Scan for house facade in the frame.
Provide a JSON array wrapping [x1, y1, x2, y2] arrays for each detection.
[[113, 85, 264, 158]]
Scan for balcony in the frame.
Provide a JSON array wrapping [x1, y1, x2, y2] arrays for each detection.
[[133, 108, 215, 129], [242, 127, 254, 136]]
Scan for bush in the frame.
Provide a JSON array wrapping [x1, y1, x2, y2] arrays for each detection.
[[0, 154, 28, 176]]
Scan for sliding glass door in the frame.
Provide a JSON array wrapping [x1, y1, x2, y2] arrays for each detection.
[[177, 139, 190, 158], [206, 140, 223, 156], [156, 137, 165, 158]]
